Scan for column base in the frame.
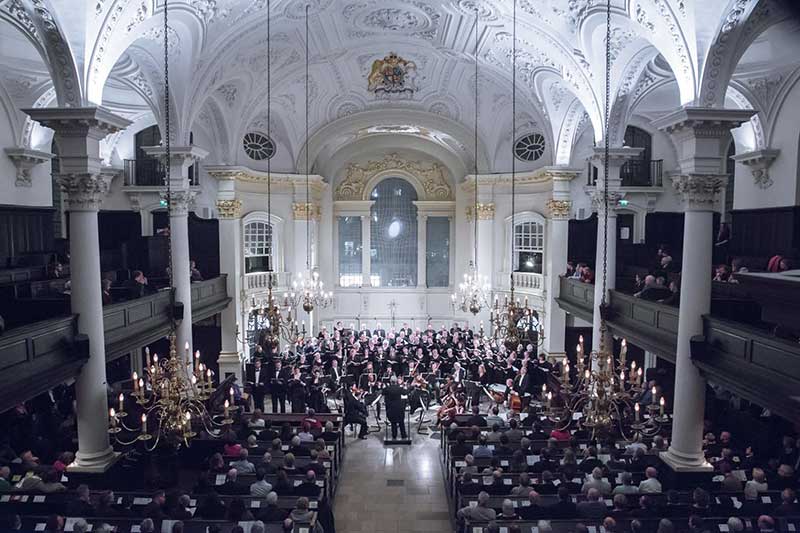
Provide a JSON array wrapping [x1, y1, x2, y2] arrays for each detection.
[[659, 448, 713, 472], [69, 447, 120, 474], [218, 350, 243, 382]]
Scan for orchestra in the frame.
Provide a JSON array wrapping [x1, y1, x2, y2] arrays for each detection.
[[245, 320, 552, 434]]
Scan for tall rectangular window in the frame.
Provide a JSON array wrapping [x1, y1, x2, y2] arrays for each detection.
[[426, 217, 450, 287], [338, 216, 362, 287]]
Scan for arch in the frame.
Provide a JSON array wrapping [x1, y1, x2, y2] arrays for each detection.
[[242, 211, 285, 275], [369, 177, 419, 288], [502, 211, 547, 275], [698, 0, 791, 108]]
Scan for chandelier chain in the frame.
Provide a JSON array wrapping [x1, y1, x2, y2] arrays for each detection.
[[473, 5, 479, 271], [510, 0, 516, 296], [163, 0, 176, 328], [305, 3, 311, 271], [601, 0, 612, 307], [267, 0, 272, 280]]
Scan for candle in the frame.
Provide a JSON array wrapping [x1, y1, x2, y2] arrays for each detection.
[[659, 396, 665, 417], [118, 393, 124, 412], [145, 347, 151, 368], [109, 408, 116, 427], [141, 414, 147, 434], [206, 368, 212, 387], [634, 403, 640, 421], [133, 372, 139, 392], [138, 378, 144, 391], [229, 387, 235, 405], [620, 339, 627, 362], [546, 392, 552, 409], [224, 399, 230, 418], [637, 368, 643, 385], [619, 370, 625, 390], [194, 350, 200, 372], [651, 386, 657, 405], [584, 370, 590, 381]]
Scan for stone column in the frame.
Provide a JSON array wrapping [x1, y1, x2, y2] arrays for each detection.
[[24, 107, 131, 473], [473, 203, 494, 285], [143, 146, 209, 364], [417, 214, 427, 288], [588, 147, 641, 354], [216, 195, 243, 381], [654, 107, 754, 471], [543, 167, 579, 360], [361, 214, 371, 287]]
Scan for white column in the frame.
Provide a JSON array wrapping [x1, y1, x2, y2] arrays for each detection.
[[543, 168, 579, 359], [25, 107, 132, 473], [216, 197, 243, 381], [361, 214, 371, 287], [475, 203, 494, 284], [143, 146, 208, 363], [654, 106, 754, 471], [418, 214, 427, 288], [643, 351, 657, 370], [588, 147, 641, 354]]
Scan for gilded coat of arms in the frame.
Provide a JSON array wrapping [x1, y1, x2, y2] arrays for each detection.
[[367, 52, 418, 98]]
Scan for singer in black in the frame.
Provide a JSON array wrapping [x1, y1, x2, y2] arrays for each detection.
[[247, 359, 268, 411], [269, 360, 287, 413], [382, 376, 408, 440], [288, 367, 307, 413]]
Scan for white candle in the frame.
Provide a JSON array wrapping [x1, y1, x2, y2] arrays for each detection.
[[634, 402, 640, 421], [659, 396, 665, 416], [133, 372, 139, 392], [118, 393, 124, 412], [109, 408, 116, 427], [141, 414, 147, 434]]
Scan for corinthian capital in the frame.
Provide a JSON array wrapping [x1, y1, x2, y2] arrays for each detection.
[[292, 202, 321, 220], [216, 199, 242, 219], [466, 203, 495, 221], [671, 174, 727, 211], [546, 199, 572, 220], [57, 173, 112, 211], [161, 189, 197, 216], [590, 190, 623, 213]]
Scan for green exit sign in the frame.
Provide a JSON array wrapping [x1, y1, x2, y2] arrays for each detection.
[[618, 199, 629, 207]]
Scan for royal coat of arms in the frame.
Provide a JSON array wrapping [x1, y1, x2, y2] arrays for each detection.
[[367, 52, 418, 98]]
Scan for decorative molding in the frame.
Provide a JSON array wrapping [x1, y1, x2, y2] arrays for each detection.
[[336, 153, 452, 201], [465, 203, 495, 222], [292, 202, 321, 221], [589, 190, 624, 213], [160, 189, 197, 217], [206, 165, 327, 194], [216, 199, 242, 219], [4, 147, 53, 187], [57, 172, 113, 212], [546, 199, 572, 220], [671, 174, 727, 211], [731, 149, 780, 190]]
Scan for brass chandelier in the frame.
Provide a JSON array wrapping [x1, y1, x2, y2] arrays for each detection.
[[452, 4, 490, 316], [537, 0, 668, 439], [290, 4, 332, 320], [489, 0, 542, 351], [258, 0, 302, 347], [108, 0, 229, 449]]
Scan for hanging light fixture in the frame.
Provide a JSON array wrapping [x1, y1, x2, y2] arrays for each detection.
[[452, 5, 490, 316], [108, 0, 228, 449], [288, 4, 332, 329], [259, 0, 300, 347], [537, 0, 668, 439], [490, 0, 544, 351]]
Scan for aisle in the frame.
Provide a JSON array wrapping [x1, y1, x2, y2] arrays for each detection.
[[333, 427, 453, 533]]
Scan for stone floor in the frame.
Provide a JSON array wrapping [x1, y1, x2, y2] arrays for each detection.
[[332, 420, 453, 533]]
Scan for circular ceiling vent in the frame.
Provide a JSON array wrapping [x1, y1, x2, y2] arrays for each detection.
[[514, 132, 546, 162], [243, 132, 275, 161]]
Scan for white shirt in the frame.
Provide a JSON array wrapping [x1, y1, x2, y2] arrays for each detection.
[[638, 477, 662, 493]]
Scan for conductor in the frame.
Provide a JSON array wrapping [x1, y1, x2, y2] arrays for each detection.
[[382, 376, 408, 440]]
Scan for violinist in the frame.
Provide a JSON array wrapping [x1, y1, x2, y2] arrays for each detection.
[[343, 385, 368, 439]]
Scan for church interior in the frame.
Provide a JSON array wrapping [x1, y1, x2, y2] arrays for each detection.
[[1, 0, 800, 532]]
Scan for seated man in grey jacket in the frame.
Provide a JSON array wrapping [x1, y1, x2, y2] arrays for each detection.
[[457, 491, 497, 524]]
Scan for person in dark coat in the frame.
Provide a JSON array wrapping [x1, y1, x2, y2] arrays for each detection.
[[382, 377, 407, 439]]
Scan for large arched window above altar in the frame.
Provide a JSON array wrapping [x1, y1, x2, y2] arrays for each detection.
[[370, 178, 418, 287]]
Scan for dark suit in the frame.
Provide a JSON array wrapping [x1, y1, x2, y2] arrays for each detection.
[[247, 364, 268, 411], [548, 500, 578, 519], [257, 504, 288, 523], [294, 481, 321, 498], [269, 367, 288, 413], [216, 480, 249, 495], [383, 384, 407, 439]]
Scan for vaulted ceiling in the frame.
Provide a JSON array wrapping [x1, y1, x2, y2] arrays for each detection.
[[0, 0, 795, 174]]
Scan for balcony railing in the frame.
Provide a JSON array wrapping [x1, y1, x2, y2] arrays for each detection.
[[123, 158, 199, 187], [245, 271, 293, 292], [587, 159, 663, 187], [494, 272, 544, 293]]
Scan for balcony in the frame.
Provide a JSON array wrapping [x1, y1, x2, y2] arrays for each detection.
[[587, 159, 663, 188], [123, 158, 199, 187], [556, 277, 800, 423], [104, 275, 230, 360], [0, 316, 88, 412], [494, 272, 545, 295], [244, 271, 294, 293]]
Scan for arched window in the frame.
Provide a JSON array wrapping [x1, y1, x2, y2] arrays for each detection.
[[244, 221, 273, 273], [370, 178, 418, 287], [513, 220, 544, 273]]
